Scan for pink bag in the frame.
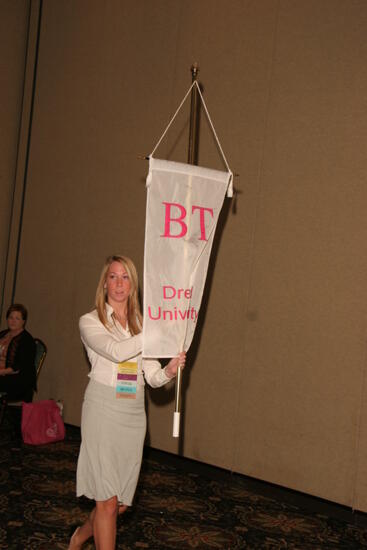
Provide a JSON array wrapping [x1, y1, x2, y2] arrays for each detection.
[[21, 399, 65, 445]]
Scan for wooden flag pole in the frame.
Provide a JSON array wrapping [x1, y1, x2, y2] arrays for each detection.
[[173, 63, 200, 438], [188, 62, 199, 165]]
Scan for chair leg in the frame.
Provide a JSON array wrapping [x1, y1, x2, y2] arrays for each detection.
[[0, 393, 8, 426]]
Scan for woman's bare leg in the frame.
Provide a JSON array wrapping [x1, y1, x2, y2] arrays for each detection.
[[68, 508, 95, 549], [68, 501, 127, 549], [93, 496, 118, 550]]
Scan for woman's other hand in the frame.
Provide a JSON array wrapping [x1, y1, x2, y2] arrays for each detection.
[[165, 352, 186, 379]]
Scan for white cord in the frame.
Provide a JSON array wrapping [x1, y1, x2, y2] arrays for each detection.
[[194, 82, 231, 173], [150, 82, 195, 158], [149, 81, 233, 197]]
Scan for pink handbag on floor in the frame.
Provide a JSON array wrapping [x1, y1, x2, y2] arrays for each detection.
[[21, 399, 65, 445]]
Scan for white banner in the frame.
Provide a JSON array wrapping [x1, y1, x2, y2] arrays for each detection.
[[143, 158, 231, 358]]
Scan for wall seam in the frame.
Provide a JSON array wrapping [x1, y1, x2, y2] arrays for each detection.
[[351, 329, 367, 510], [10, 0, 43, 303], [0, 1, 32, 322]]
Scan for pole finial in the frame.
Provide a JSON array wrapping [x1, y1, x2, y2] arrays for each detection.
[[191, 62, 199, 82]]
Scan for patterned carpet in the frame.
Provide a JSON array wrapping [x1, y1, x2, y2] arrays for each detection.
[[1, 413, 367, 549]]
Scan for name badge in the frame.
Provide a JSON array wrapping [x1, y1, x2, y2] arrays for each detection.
[[116, 361, 137, 399]]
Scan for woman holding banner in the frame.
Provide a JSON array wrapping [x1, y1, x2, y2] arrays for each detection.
[[69, 255, 185, 550]]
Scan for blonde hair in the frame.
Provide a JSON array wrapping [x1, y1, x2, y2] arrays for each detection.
[[95, 255, 142, 335]]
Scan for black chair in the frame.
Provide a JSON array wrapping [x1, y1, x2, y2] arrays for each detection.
[[33, 338, 47, 383], [0, 338, 47, 427]]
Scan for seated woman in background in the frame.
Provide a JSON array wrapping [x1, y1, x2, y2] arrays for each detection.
[[0, 304, 36, 401]]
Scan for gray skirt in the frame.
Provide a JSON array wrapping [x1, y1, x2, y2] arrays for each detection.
[[76, 378, 146, 505]]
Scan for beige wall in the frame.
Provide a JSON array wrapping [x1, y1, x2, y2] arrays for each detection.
[[3, 0, 367, 511]]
